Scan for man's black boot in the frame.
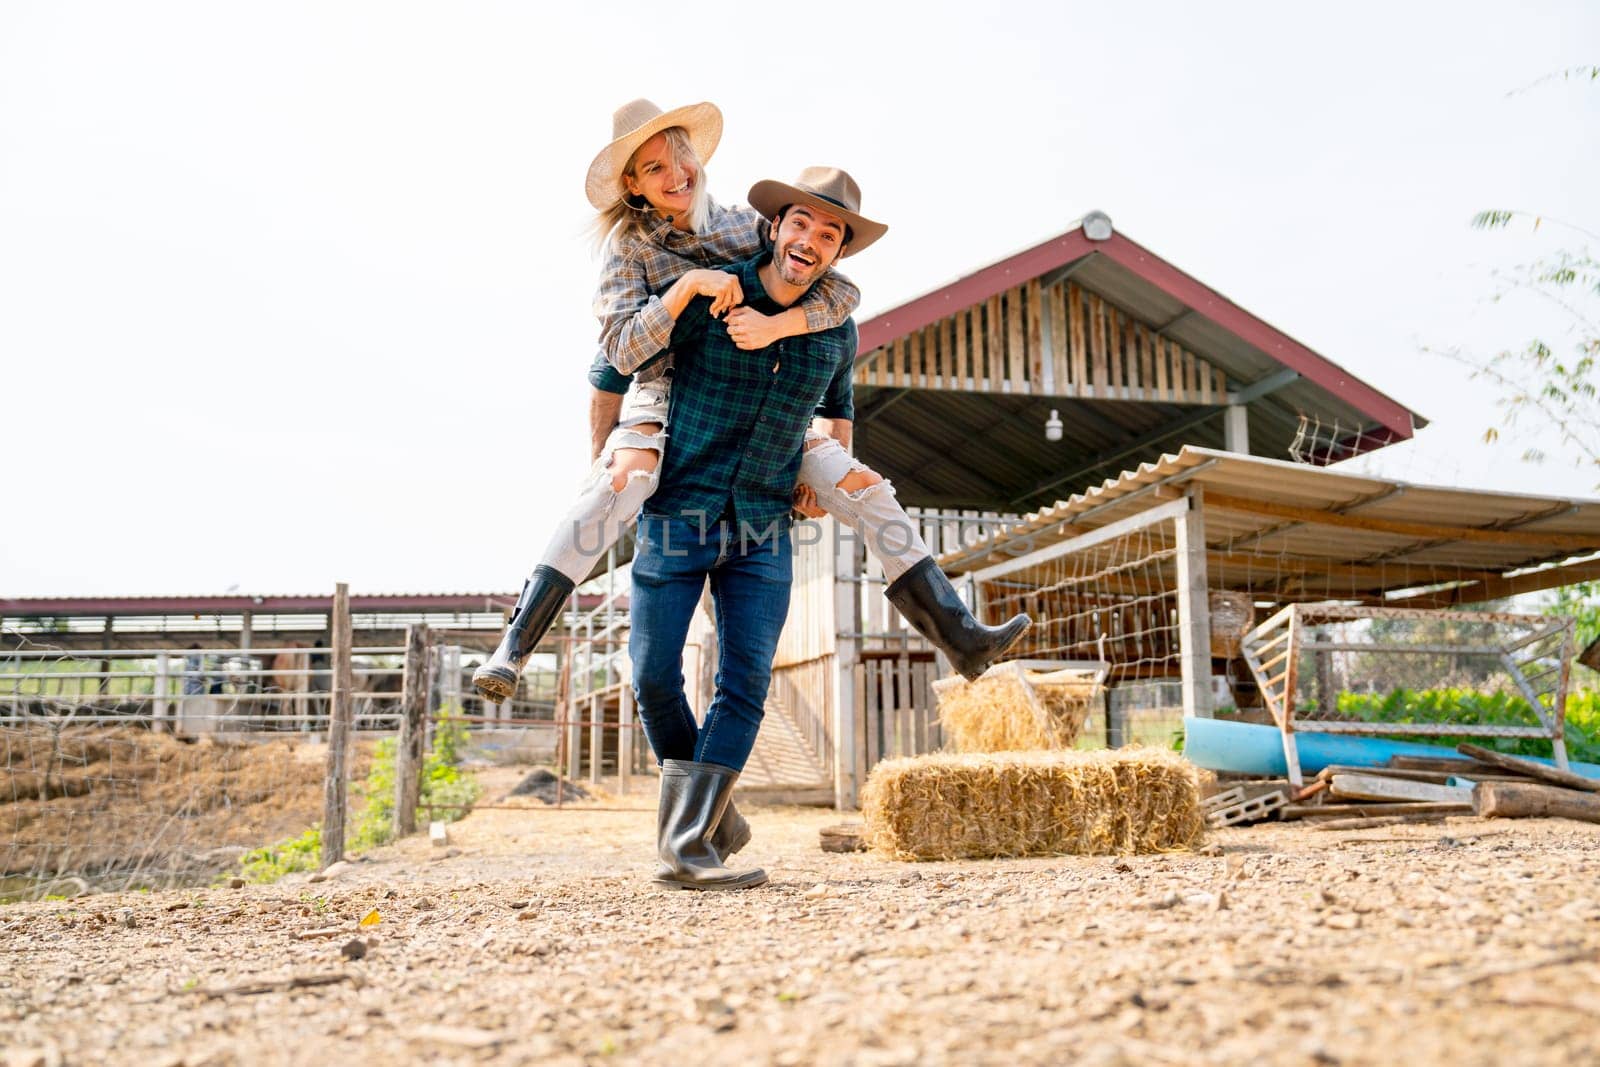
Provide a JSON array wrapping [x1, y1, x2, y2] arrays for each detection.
[[710, 799, 751, 856], [652, 760, 767, 890], [472, 566, 575, 702], [885, 556, 1031, 682]]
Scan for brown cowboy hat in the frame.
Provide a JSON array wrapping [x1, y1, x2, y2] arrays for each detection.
[[584, 98, 723, 211], [746, 166, 888, 257]]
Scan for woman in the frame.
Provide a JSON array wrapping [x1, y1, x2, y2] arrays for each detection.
[[474, 98, 1030, 737]]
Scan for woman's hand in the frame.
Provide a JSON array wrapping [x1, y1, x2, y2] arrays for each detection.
[[792, 484, 825, 519], [724, 307, 786, 351], [690, 269, 744, 318]]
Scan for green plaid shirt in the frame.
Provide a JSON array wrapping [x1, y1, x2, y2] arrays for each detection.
[[596, 255, 856, 534], [594, 198, 859, 381]]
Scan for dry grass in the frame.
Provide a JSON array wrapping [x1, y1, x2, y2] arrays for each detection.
[[860, 747, 1205, 861], [934, 663, 1101, 753], [2, 726, 366, 879]]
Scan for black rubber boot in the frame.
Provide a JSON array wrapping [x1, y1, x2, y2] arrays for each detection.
[[711, 799, 751, 856], [885, 556, 1032, 682], [652, 760, 767, 891], [472, 566, 575, 702]]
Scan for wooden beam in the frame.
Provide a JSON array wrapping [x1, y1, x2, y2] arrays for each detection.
[[1202, 490, 1600, 552], [1456, 743, 1600, 793], [1387, 555, 1600, 608]]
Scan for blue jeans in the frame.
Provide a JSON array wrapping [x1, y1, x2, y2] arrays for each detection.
[[629, 515, 793, 772]]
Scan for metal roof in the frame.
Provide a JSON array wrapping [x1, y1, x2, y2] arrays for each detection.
[[853, 218, 1427, 513], [0, 592, 610, 617], [938, 446, 1600, 604]]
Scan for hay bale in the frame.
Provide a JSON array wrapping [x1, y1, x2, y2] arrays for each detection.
[[933, 663, 1100, 753], [861, 748, 1204, 861]]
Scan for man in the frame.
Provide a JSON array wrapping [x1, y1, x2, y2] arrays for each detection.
[[590, 167, 886, 891]]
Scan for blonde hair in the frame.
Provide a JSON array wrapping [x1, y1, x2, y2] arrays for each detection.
[[590, 126, 710, 255]]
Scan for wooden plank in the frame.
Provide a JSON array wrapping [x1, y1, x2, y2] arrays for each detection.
[[1153, 334, 1170, 399], [954, 308, 970, 390], [1456, 743, 1600, 793], [1027, 279, 1044, 394], [934, 316, 947, 391], [320, 582, 354, 868], [1003, 288, 1022, 392], [1068, 284, 1087, 392], [1329, 773, 1473, 804], [1202, 491, 1600, 551], [1136, 323, 1152, 396], [1107, 309, 1123, 392], [896, 655, 912, 758], [1281, 801, 1471, 819], [987, 293, 1004, 393], [1089, 294, 1107, 393], [1474, 780, 1600, 823], [1049, 281, 1069, 394]]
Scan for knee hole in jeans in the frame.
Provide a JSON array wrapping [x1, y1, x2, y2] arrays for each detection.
[[836, 468, 883, 498], [608, 424, 663, 493]]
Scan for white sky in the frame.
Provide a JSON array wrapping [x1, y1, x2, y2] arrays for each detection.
[[3, 1, 1597, 598]]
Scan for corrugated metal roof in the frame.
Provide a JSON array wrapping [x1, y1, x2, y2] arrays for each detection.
[[0, 592, 610, 616], [937, 447, 1600, 602]]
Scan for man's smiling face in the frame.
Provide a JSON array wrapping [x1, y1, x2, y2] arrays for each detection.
[[769, 204, 847, 288]]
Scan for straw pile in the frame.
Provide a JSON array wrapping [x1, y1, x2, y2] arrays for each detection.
[[934, 663, 1100, 753], [861, 748, 1204, 861]]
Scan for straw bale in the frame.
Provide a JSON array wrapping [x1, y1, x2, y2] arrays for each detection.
[[934, 664, 1100, 753], [861, 748, 1205, 861]]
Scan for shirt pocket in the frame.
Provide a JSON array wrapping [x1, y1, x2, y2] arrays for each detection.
[[786, 337, 840, 412]]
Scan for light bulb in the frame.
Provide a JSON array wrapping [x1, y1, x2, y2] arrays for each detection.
[[1045, 409, 1063, 442]]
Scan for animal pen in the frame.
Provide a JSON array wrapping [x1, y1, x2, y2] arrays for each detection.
[[931, 446, 1600, 786]]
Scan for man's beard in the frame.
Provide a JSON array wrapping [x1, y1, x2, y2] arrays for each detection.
[[773, 240, 825, 287]]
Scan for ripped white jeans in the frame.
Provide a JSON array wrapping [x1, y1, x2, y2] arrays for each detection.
[[536, 378, 933, 584]]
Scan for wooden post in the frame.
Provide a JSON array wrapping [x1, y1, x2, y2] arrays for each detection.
[[1224, 404, 1250, 454], [320, 583, 354, 868], [618, 683, 634, 795], [833, 516, 862, 810], [1174, 490, 1214, 719], [1315, 650, 1334, 718], [393, 624, 429, 838]]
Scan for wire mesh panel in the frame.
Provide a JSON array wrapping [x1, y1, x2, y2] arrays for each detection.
[[1241, 605, 1576, 784], [0, 633, 409, 899], [978, 519, 1183, 685]]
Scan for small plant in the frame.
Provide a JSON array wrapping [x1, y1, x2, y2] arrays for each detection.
[[1337, 687, 1600, 763], [349, 706, 482, 852], [237, 827, 322, 884]]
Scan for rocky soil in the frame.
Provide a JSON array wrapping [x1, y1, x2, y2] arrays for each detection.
[[4, 767, 1599, 1066]]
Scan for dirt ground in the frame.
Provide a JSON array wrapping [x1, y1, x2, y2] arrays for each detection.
[[4, 765, 1600, 1067]]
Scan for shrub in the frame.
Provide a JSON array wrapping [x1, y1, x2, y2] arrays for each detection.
[[1335, 687, 1600, 763]]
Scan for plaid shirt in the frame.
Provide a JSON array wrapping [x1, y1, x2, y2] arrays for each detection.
[[592, 198, 859, 386], [623, 254, 856, 534]]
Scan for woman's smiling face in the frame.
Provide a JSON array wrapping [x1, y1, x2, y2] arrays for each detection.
[[624, 131, 698, 217]]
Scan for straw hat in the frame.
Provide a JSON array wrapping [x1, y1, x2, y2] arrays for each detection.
[[746, 166, 888, 257], [584, 98, 723, 210]]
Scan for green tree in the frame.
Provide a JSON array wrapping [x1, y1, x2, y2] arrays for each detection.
[[1445, 65, 1600, 654]]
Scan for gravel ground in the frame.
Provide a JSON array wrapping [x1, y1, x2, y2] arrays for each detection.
[[4, 767, 1600, 1067]]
